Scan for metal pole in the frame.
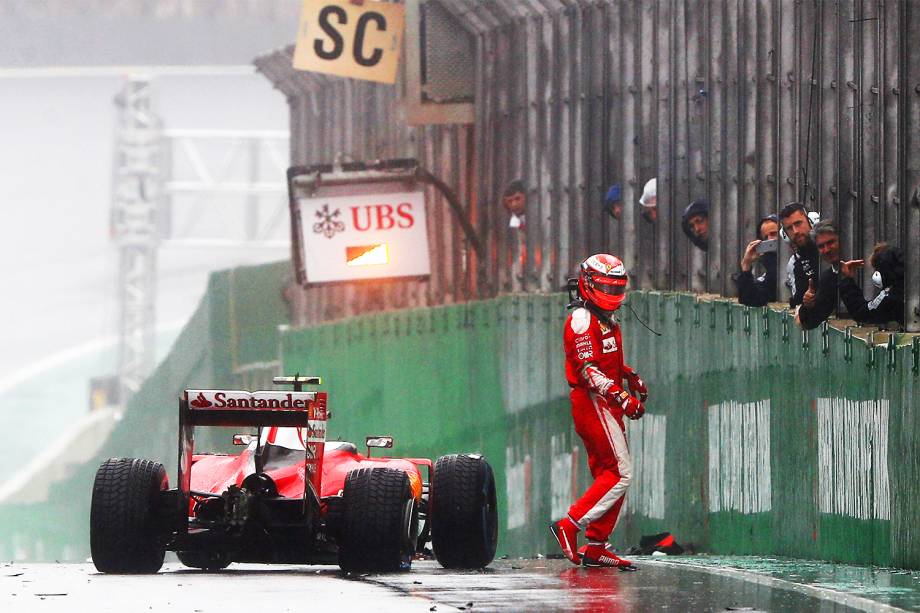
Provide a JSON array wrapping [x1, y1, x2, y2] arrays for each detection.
[[900, 1, 920, 331], [111, 76, 160, 407]]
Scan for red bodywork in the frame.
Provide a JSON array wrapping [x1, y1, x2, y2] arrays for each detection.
[[188, 428, 429, 514]]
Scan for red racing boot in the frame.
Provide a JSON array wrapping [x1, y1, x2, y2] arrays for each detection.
[[580, 542, 637, 570], [549, 517, 581, 565]]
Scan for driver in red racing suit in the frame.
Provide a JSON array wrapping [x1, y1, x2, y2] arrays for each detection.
[[550, 254, 647, 569]]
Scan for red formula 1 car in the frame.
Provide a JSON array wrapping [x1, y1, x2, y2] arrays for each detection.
[[89, 376, 498, 573]]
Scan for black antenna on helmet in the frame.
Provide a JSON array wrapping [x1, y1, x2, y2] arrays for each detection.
[[626, 301, 662, 336]]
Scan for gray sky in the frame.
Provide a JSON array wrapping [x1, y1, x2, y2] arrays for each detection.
[[0, 3, 300, 470]]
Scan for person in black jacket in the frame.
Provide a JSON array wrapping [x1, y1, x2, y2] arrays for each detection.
[[735, 215, 779, 306], [838, 243, 904, 327], [681, 199, 709, 251], [796, 220, 846, 330], [779, 202, 820, 308]]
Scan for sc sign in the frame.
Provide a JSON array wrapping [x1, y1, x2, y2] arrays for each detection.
[[293, 0, 405, 84], [297, 190, 430, 283]]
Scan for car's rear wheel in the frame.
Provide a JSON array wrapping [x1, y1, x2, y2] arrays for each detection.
[[430, 454, 498, 569], [338, 467, 418, 573], [177, 551, 232, 571], [90, 458, 169, 573]]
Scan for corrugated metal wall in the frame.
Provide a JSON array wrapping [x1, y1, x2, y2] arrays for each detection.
[[256, 47, 478, 327], [256, 0, 920, 330]]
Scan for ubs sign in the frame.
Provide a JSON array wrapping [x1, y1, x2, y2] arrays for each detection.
[[297, 190, 430, 283]]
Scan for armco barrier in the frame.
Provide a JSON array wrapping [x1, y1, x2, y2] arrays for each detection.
[[3, 272, 918, 569], [280, 292, 920, 569]]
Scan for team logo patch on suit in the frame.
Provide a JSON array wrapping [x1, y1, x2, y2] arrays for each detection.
[[602, 337, 618, 354]]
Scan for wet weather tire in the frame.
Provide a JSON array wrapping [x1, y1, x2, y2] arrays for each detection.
[[430, 454, 498, 569], [90, 458, 169, 573], [339, 468, 418, 573]]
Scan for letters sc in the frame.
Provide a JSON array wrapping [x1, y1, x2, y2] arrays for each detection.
[[314, 5, 389, 68]]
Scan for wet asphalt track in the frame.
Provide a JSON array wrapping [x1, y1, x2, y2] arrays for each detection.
[[0, 558, 913, 613]]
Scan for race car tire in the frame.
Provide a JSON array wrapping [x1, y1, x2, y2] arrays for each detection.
[[339, 467, 418, 573], [430, 454, 498, 569], [90, 458, 168, 573], [176, 551, 232, 571]]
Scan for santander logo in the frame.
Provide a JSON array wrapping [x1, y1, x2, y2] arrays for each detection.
[[186, 390, 321, 412], [190, 392, 213, 408]]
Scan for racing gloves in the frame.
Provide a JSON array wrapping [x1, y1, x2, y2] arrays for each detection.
[[623, 366, 648, 403], [612, 389, 644, 420]]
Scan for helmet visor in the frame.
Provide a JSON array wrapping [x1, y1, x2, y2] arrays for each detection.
[[589, 275, 627, 296]]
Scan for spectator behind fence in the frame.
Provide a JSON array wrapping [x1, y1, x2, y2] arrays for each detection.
[[639, 178, 657, 223], [734, 214, 779, 306], [796, 220, 847, 330], [604, 184, 622, 220], [838, 243, 905, 328], [778, 202, 820, 308], [502, 179, 526, 229], [681, 199, 709, 251]]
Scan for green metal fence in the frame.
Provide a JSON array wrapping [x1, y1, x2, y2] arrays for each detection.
[[282, 292, 919, 568], [4, 270, 918, 569]]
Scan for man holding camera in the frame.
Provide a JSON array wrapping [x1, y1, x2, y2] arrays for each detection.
[[735, 214, 780, 306]]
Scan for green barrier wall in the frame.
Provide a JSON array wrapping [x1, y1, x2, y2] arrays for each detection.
[[6, 272, 919, 570], [281, 292, 920, 569], [0, 261, 291, 562], [625, 293, 920, 569]]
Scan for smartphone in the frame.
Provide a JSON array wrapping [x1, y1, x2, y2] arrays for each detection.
[[755, 238, 778, 254]]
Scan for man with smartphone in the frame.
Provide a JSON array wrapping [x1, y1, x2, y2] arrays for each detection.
[[735, 214, 780, 306]]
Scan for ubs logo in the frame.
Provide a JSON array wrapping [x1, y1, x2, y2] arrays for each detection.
[[313, 204, 345, 239]]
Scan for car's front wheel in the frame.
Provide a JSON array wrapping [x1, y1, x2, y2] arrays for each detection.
[[90, 458, 169, 573], [338, 467, 418, 573], [430, 453, 498, 569]]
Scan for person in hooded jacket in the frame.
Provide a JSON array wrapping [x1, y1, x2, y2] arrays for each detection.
[[838, 243, 904, 327], [681, 199, 709, 251], [735, 214, 780, 306]]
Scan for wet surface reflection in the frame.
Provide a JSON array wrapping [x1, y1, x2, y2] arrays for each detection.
[[375, 557, 912, 612]]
